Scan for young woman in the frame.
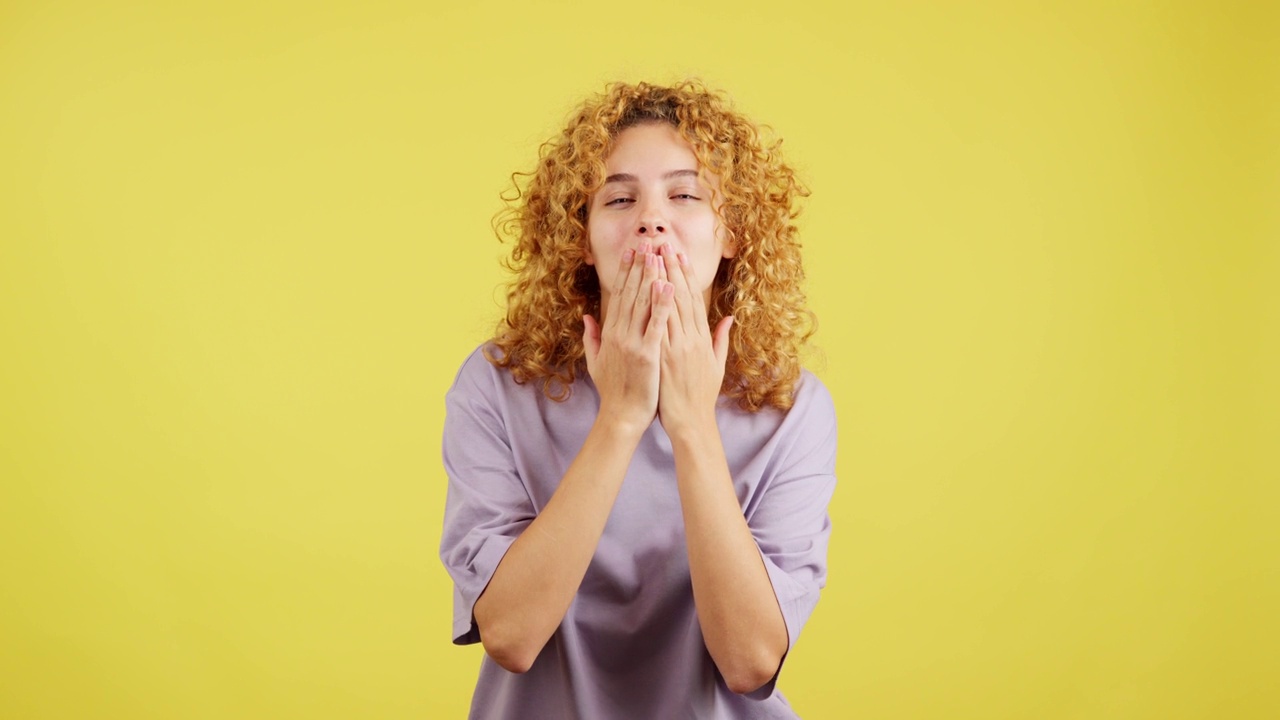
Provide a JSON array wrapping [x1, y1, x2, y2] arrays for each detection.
[[440, 80, 837, 719]]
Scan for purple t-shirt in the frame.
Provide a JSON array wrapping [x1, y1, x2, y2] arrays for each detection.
[[440, 344, 837, 719]]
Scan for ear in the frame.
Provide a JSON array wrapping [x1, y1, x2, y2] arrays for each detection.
[[580, 203, 596, 265], [583, 213, 598, 266], [720, 232, 738, 259], [717, 220, 738, 259]]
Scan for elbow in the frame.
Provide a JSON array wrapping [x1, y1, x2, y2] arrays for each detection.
[[476, 618, 542, 674], [711, 622, 788, 695], [723, 665, 777, 696], [720, 649, 784, 695], [483, 641, 537, 674]]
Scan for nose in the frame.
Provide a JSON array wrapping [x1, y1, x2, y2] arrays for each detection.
[[635, 197, 667, 236], [637, 218, 666, 236]]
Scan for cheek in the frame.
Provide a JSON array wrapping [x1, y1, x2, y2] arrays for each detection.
[[693, 217, 727, 287], [588, 220, 630, 263], [695, 257, 721, 291], [584, 218, 603, 263]]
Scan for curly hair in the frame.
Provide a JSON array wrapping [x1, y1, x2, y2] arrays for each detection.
[[487, 79, 815, 411]]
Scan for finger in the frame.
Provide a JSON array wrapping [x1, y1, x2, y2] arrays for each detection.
[[676, 249, 711, 337], [583, 314, 602, 379], [644, 281, 674, 352], [617, 242, 650, 334], [604, 248, 636, 332], [665, 300, 681, 350], [661, 244, 697, 337], [712, 315, 734, 369], [628, 247, 660, 334], [583, 314, 601, 357]]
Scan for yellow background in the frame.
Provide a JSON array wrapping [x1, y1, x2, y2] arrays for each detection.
[[2, 0, 1276, 717]]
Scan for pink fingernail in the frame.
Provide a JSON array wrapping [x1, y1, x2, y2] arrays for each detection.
[[678, 252, 689, 266], [624, 249, 634, 262]]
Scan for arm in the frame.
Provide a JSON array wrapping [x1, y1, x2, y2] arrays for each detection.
[[656, 243, 789, 694], [670, 420, 790, 694], [473, 417, 643, 672], [472, 244, 673, 673]]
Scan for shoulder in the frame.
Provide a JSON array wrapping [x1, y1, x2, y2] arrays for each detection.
[[447, 342, 589, 411], [715, 368, 836, 460], [447, 342, 513, 400], [771, 368, 838, 464], [788, 368, 837, 427], [449, 342, 493, 382]]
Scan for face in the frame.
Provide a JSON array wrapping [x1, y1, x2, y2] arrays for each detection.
[[585, 122, 734, 315]]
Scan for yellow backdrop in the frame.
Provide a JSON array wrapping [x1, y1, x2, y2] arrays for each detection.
[[2, 0, 1276, 717]]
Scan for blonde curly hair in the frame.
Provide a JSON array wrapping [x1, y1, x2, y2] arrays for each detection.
[[487, 79, 814, 411]]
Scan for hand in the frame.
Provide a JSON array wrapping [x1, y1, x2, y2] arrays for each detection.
[[583, 242, 675, 434], [656, 242, 733, 435]]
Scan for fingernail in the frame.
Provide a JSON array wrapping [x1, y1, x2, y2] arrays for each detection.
[[624, 249, 634, 262], [678, 252, 689, 266]]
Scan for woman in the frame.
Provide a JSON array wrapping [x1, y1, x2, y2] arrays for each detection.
[[440, 80, 837, 719]]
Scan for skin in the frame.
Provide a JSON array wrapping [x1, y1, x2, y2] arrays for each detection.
[[583, 121, 731, 312], [473, 122, 789, 694]]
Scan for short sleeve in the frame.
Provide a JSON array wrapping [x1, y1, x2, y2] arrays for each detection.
[[745, 373, 838, 699], [438, 348, 537, 645]]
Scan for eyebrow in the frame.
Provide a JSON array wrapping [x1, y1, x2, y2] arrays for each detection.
[[603, 169, 700, 184]]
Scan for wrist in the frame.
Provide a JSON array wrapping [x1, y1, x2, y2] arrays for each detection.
[[660, 408, 720, 446], [593, 407, 653, 444]]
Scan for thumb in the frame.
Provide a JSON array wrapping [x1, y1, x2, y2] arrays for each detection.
[[583, 315, 601, 358], [712, 315, 734, 368]]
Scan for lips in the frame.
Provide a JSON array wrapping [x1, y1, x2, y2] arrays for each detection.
[[633, 242, 678, 255]]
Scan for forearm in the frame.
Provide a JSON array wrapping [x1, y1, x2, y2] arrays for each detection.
[[474, 416, 644, 672], [670, 417, 790, 694]]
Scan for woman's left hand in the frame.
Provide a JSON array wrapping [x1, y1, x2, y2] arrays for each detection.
[[656, 242, 733, 435]]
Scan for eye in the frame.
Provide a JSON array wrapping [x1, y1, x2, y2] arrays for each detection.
[[672, 193, 702, 201], [604, 197, 634, 206]]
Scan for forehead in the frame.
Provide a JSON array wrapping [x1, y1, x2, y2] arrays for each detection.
[[605, 122, 699, 170]]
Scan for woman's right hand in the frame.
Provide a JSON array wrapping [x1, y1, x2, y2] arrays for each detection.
[[472, 242, 673, 673], [583, 242, 674, 434]]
